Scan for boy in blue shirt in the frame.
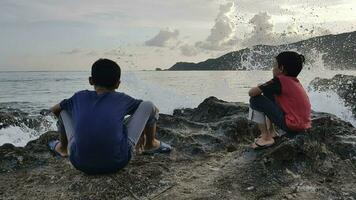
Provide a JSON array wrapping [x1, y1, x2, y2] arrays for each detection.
[[48, 59, 172, 174]]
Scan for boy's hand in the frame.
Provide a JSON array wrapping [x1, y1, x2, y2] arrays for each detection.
[[50, 104, 62, 117], [135, 133, 146, 154], [40, 109, 52, 116], [248, 87, 262, 97]]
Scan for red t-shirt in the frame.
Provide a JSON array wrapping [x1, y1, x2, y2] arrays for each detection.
[[259, 75, 312, 131]]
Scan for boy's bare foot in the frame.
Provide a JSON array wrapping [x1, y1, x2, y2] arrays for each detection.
[[269, 129, 279, 138], [144, 138, 161, 151], [142, 139, 172, 155]]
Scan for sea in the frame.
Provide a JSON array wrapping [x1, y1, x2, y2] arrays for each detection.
[[1, 68, 356, 146]]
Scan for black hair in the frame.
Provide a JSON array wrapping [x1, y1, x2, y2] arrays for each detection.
[[91, 58, 121, 88], [275, 51, 305, 77]]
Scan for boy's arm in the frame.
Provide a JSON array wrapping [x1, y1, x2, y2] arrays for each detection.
[[249, 78, 281, 97], [50, 103, 62, 117], [248, 87, 262, 97]]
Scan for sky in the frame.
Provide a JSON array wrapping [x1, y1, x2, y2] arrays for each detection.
[[0, 0, 355, 71]]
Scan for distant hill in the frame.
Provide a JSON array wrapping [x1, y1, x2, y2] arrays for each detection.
[[168, 31, 356, 70]]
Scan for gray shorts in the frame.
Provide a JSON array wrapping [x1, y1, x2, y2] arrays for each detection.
[[125, 101, 159, 147]]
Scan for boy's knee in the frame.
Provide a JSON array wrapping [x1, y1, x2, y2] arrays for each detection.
[[139, 101, 159, 124], [249, 96, 260, 110], [139, 101, 155, 111], [139, 101, 159, 116]]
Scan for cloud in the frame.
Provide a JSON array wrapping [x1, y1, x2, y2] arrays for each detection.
[[103, 48, 135, 59], [194, 2, 239, 51], [59, 48, 83, 55], [86, 50, 98, 56], [242, 12, 332, 47], [145, 28, 180, 47], [242, 12, 275, 46], [60, 49, 101, 57], [179, 44, 199, 57], [233, 0, 295, 15]]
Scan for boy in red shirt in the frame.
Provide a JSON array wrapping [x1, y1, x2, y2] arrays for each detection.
[[248, 51, 311, 149]]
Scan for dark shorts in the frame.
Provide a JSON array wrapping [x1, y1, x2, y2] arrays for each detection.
[[249, 94, 299, 137]]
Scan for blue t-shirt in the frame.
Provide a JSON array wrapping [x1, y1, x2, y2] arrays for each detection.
[[60, 90, 142, 174]]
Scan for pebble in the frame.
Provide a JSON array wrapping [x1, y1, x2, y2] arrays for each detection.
[[159, 180, 170, 185], [246, 186, 254, 191]]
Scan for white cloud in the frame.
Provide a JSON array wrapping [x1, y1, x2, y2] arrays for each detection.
[[194, 2, 239, 51], [59, 49, 83, 55], [179, 44, 199, 57], [242, 12, 275, 46], [145, 28, 180, 47]]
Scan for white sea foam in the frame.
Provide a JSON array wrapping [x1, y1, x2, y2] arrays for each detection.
[[308, 90, 356, 127], [0, 115, 57, 147], [0, 126, 35, 147]]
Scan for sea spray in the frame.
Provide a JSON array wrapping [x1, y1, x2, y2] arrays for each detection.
[[308, 90, 356, 127], [0, 111, 57, 147]]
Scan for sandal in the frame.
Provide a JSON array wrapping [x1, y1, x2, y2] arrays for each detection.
[[48, 140, 66, 158], [142, 141, 172, 155], [252, 141, 275, 150]]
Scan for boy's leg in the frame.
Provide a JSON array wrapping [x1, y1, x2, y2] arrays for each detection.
[[266, 117, 278, 138], [55, 111, 75, 156], [126, 101, 162, 152], [262, 91, 280, 137], [249, 95, 291, 147], [248, 108, 274, 147], [249, 95, 289, 132]]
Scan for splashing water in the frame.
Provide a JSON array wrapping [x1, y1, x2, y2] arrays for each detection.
[[308, 90, 356, 126]]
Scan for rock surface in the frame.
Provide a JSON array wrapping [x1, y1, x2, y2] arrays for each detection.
[[309, 74, 356, 118], [1, 97, 356, 200]]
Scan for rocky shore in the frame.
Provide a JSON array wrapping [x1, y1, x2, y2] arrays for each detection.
[[1, 97, 356, 200]]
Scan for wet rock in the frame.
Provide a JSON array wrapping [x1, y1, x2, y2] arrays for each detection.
[[0, 97, 356, 200], [174, 96, 249, 123]]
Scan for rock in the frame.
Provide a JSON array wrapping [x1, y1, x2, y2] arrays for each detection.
[[1, 97, 356, 199], [246, 186, 255, 191], [285, 194, 294, 200]]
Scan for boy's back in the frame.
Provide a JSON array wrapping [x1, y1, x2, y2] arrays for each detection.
[[60, 90, 142, 173], [275, 75, 311, 131]]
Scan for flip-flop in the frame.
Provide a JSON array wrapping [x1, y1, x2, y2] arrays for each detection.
[[252, 141, 275, 150], [48, 140, 65, 158], [255, 133, 281, 141], [142, 141, 172, 155]]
